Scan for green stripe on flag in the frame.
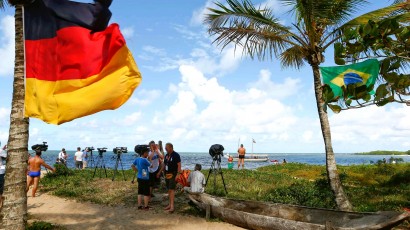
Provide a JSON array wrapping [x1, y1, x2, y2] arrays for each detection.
[[320, 59, 380, 98]]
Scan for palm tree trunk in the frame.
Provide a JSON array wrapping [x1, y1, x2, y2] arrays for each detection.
[[0, 5, 29, 229], [311, 64, 353, 211]]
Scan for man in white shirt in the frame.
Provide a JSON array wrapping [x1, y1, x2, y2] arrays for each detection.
[[184, 164, 205, 194], [148, 141, 164, 198], [58, 148, 68, 165], [74, 147, 83, 169]]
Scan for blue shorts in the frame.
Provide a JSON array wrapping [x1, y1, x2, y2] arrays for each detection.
[[28, 171, 41, 177]]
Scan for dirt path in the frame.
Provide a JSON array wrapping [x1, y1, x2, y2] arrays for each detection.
[[28, 193, 243, 230]]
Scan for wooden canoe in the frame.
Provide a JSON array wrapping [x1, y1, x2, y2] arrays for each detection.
[[189, 193, 410, 230]]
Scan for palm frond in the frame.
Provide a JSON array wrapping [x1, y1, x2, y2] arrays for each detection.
[[0, 0, 9, 9], [206, 0, 300, 61], [279, 45, 307, 69], [343, 2, 409, 26]]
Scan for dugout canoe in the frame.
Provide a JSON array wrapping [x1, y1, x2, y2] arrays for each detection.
[[188, 193, 410, 230]]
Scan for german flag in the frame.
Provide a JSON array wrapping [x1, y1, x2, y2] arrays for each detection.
[[24, 0, 141, 125]]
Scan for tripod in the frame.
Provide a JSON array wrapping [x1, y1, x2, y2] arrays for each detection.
[[112, 153, 126, 181], [88, 150, 95, 168], [93, 153, 108, 178], [205, 155, 228, 194]]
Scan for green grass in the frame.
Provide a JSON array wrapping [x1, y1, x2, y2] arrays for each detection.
[[40, 162, 410, 228]]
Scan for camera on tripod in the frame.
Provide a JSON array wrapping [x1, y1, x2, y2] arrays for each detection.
[[97, 147, 107, 156], [113, 147, 127, 154], [31, 142, 48, 152], [134, 144, 150, 156], [209, 144, 224, 161], [85, 146, 95, 151]]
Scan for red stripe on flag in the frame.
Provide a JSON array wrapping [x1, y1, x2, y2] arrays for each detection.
[[25, 23, 124, 81]]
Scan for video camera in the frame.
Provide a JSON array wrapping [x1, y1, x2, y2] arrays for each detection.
[[31, 142, 48, 152], [97, 147, 107, 154], [134, 145, 150, 156], [209, 144, 224, 161], [85, 147, 95, 151], [113, 147, 127, 154]]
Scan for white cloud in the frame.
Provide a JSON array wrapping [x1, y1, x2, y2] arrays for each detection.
[[142, 46, 167, 56], [121, 26, 134, 40], [190, 0, 214, 26], [302, 130, 313, 142], [154, 64, 299, 143], [129, 89, 161, 106], [329, 105, 410, 150], [119, 112, 142, 126], [0, 15, 15, 77], [249, 69, 302, 99], [0, 108, 9, 125]]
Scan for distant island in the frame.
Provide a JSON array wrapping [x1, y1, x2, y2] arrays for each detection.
[[355, 150, 410, 155]]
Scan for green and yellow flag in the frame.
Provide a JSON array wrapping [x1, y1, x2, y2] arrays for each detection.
[[320, 59, 380, 98]]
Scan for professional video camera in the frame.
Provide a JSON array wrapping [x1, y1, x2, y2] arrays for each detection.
[[97, 147, 107, 153], [113, 147, 127, 154], [209, 144, 224, 161], [31, 142, 48, 152], [134, 144, 150, 156], [85, 147, 95, 151]]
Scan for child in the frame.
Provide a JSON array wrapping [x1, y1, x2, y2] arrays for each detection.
[[131, 147, 152, 210]]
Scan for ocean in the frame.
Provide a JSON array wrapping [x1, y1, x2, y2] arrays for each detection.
[[37, 150, 410, 171]]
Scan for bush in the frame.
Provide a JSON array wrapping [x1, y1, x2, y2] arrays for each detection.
[[384, 170, 410, 186], [27, 221, 65, 230]]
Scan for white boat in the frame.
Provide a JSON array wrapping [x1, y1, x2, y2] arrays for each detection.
[[225, 154, 269, 162]]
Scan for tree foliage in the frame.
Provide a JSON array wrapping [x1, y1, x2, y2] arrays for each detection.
[[322, 1, 410, 113]]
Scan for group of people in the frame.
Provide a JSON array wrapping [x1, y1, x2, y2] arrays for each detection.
[[131, 141, 205, 212], [73, 147, 91, 169], [55, 147, 91, 170]]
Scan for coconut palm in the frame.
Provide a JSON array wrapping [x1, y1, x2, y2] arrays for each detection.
[[205, 0, 408, 211], [0, 1, 30, 229]]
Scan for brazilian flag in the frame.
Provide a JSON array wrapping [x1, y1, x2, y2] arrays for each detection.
[[320, 59, 380, 98]]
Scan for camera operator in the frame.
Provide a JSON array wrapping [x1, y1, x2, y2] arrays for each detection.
[[131, 146, 152, 210], [27, 147, 55, 197], [58, 148, 68, 165], [148, 140, 164, 199]]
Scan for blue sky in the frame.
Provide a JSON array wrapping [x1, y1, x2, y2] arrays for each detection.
[[0, 0, 409, 153]]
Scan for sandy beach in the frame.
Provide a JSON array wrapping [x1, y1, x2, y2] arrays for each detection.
[[27, 192, 243, 230]]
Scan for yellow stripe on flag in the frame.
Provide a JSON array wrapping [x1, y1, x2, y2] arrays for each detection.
[[25, 45, 141, 124]]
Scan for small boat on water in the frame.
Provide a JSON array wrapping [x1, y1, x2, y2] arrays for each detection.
[[189, 193, 410, 230], [225, 154, 268, 162]]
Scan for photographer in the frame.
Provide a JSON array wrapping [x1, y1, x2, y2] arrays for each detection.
[[131, 146, 152, 210], [58, 148, 68, 165], [27, 147, 55, 197], [148, 140, 163, 199]]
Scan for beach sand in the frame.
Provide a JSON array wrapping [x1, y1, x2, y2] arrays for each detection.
[[27, 192, 243, 230]]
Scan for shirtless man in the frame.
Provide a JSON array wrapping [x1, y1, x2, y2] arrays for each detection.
[[237, 144, 246, 169], [27, 149, 55, 197]]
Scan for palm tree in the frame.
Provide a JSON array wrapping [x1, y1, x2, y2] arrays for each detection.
[[205, 0, 407, 211], [0, 1, 30, 229]]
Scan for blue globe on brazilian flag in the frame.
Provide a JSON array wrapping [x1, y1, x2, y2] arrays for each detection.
[[320, 59, 380, 98]]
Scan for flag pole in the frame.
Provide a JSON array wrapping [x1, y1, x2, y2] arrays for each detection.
[[252, 138, 253, 155]]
